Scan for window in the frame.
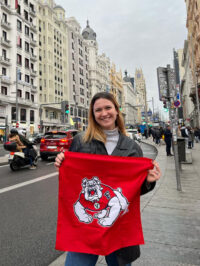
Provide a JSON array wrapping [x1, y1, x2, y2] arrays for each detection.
[[17, 20, 22, 31], [25, 75, 30, 83], [17, 89, 22, 97], [20, 109, 26, 122], [30, 110, 34, 122], [25, 91, 30, 100], [1, 86, 7, 95], [25, 25, 29, 36], [2, 67, 6, 75], [17, 54, 22, 65], [24, 10, 28, 21], [31, 94, 34, 102], [11, 107, 16, 121], [25, 42, 29, 52], [17, 5, 21, 15], [25, 58, 29, 68]]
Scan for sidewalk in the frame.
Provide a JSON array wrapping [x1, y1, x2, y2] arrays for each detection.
[[49, 140, 200, 266]]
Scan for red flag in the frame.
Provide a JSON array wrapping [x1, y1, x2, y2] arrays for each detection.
[[15, 0, 18, 9], [56, 151, 153, 255]]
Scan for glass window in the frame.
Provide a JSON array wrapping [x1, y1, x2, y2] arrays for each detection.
[[20, 109, 26, 122]]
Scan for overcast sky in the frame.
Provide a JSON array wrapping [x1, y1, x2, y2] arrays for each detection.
[[56, 0, 187, 115]]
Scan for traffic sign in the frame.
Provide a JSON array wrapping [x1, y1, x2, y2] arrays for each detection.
[[174, 100, 180, 108]]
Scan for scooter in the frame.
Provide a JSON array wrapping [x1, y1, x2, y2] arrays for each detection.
[[4, 141, 38, 171]]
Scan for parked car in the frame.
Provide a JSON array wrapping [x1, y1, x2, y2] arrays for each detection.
[[127, 129, 142, 142], [40, 130, 78, 160], [28, 133, 44, 144]]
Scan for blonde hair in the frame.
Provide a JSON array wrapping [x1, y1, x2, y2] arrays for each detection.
[[83, 92, 126, 143]]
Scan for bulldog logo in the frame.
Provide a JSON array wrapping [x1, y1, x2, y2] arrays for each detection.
[[74, 176, 129, 227]]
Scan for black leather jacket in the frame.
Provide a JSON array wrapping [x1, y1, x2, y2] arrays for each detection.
[[69, 132, 156, 264]]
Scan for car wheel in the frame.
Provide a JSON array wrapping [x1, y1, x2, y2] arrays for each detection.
[[41, 154, 48, 160]]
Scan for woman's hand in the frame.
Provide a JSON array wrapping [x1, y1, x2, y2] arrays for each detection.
[[54, 152, 65, 169], [147, 160, 161, 183]]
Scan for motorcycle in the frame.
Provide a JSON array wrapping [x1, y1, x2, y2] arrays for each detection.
[[4, 141, 38, 171]]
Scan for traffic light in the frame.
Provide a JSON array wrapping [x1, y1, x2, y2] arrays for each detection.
[[119, 106, 122, 111], [65, 103, 69, 114]]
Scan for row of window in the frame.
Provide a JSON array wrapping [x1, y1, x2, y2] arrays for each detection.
[[11, 107, 35, 122]]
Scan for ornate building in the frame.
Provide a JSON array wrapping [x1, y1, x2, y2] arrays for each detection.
[[110, 63, 125, 115], [66, 17, 89, 131], [185, 0, 200, 126], [123, 70, 137, 125], [82, 21, 110, 98], [0, 0, 38, 135], [134, 68, 147, 124], [37, 0, 68, 132]]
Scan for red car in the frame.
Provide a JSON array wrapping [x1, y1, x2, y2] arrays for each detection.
[[40, 130, 78, 160]]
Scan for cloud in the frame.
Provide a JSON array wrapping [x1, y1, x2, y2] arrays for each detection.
[[56, 0, 187, 112]]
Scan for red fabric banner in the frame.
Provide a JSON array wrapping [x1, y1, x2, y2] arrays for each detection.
[[56, 151, 153, 255]]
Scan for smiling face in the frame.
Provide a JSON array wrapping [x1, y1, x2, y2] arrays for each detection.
[[93, 98, 118, 130]]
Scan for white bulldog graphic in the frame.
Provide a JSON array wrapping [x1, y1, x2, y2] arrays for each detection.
[[74, 176, 129, 227]]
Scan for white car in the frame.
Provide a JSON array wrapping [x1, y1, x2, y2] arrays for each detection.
[[127, 129, 142, 142]]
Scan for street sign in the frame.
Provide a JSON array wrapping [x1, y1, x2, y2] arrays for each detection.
[[157, 67, 168, 101], [174, 100, 180, 108]]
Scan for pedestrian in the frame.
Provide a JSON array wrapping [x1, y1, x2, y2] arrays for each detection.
[[55, 92, 161, 266], [154, 128, 161, 145], [164, 125, 173, 156], [144, 128, 148, 139]]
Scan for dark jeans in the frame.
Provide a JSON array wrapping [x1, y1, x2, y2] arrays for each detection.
[[165, 142, 171, 155], [23, 148, 33, 165], [65, 252, 131, 266]]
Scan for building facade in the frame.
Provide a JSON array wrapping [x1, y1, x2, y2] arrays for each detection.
[[37, 0, 68, 132], [0, 0, 38, 136], [185, 0, 200, 126], [135, 68, 147, 124], [181, 40, 195, 125], [66, 17, 89, 131], [123, 70, 137, 125], [82, 21, 111, 98]]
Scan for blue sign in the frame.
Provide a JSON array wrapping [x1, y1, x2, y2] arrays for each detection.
[[147, 111, 152, 116]]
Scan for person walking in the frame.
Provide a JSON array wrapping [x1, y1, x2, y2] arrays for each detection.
[[55, 92, 161, 266], [164, 125, 173, 156]]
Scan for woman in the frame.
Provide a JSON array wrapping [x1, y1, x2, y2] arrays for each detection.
[[8, 129, 26, 152], [55, 92, 161, 266]]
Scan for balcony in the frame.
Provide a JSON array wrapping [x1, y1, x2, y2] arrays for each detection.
[[1, 20, 11, 30], [31, 85, 37, 92], [30, 69, 37, 77], [0, 56, 11, 66], [1, 75, 11, 84], [30, 38, 37, 47], [1, 37, 12, 48], [30, 22, 37, 32], [30, 53, 37, 61], [29, 8, 36, 17], [1, 2, 12, 14]]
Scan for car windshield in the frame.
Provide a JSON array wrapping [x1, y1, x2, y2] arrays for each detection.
[[44, 132, 67, 139]]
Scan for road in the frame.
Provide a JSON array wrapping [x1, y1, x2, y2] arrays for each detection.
[[0, 158, 63, 266]]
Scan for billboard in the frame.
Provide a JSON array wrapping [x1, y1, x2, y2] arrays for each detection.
[[157, 67, 168, 101]]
